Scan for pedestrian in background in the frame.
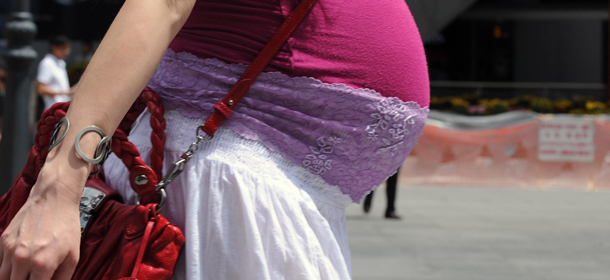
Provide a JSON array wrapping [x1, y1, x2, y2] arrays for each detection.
[[36, 35, 77, 111], [363, 167, 402, 219]]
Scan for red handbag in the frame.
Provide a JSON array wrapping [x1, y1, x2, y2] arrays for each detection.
[[0, 88, 184, 280], [0, 0, 318, 278]]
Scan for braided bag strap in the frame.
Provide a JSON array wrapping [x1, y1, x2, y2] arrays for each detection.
[[32, 102, 71, 176], [111, 87, 166, 178], [143, 88, 166, 179], [111, 87, 166, 202], [31, 87, 166, 203]]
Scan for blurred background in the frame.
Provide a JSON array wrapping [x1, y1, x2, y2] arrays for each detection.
[[0, 0, 609, 279], [416, 0, 609, 113]]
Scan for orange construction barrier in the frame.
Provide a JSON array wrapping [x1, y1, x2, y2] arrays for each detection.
[[401, 113, 610, 190]]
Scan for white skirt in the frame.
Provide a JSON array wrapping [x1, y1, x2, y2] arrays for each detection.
[[104, 110, 352, 280]]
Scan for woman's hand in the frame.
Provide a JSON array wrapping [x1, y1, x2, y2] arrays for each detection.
[[0, 0, 198, 277], [0, 163, 87, 280]]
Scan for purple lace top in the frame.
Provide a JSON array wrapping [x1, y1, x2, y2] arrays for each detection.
[[149, 50, 429, 203]]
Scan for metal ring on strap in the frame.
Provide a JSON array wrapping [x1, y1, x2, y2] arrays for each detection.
[[74, 126, 112, 176], [135, 188, 167, 212], [49, 117, 70, 152], [196, 126, 215, 143]]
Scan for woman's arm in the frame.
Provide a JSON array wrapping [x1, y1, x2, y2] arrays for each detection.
[[0, 0, 195, 278], [36, 82, 63, 96], [36, 82, 71, 96], [54, 0, 196, 183]]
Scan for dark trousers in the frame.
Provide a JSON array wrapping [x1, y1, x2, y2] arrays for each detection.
[[364, 168, 399, 214]]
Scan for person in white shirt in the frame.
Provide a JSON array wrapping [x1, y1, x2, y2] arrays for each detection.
[[36, 35, 77, 111]]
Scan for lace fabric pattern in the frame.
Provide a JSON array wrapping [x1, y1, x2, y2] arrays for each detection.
[[150, 49, 429, 203]]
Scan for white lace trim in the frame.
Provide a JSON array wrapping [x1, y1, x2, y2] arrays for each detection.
[[129, 110, 354, 208]]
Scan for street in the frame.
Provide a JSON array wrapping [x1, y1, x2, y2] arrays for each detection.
[[347, 185, 610, 280]]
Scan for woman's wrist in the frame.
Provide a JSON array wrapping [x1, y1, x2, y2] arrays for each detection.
[[50, 127, 102, 166], [41, 126, 105, 202], [32, 159, 90, 205], [36, 130, 104, 204], [37, 113, 113, 203]]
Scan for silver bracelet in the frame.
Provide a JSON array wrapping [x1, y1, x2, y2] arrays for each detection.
[[48, 117, 112, 176], [74, 126, 112, 176], [49, 117, 70, 152]]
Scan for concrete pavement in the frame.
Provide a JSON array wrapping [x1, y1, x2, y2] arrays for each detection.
[[346, 186, 610, 280]]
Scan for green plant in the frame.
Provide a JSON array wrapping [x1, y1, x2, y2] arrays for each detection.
[[488, 99, 509, 115], [529, 97, 553, 113], [450, 98, 470, 115], [553, 99, 573, 113], [67, 61, 89, 86]]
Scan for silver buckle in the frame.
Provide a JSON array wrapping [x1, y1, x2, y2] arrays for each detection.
[[79, 187, 106, 233]]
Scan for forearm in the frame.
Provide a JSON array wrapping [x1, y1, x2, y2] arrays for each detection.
[[43, 0, 195, 198], [69, 0, 194, 134], [37, 83, 68, 96]]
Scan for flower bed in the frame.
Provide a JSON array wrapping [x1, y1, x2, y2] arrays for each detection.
[[430, 94, 610, 115]]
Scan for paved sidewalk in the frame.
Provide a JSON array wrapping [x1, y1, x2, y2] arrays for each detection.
[[346, 186, 610, 280]]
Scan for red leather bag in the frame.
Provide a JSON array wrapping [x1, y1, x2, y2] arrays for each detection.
[[0, 0, 318, 278], [0, 88, 184, 280]]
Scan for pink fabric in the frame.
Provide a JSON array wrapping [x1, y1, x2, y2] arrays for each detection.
[[169, 0, 430, 108]]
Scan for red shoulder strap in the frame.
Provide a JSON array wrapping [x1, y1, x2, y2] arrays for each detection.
[[200, 0, 318, 136]]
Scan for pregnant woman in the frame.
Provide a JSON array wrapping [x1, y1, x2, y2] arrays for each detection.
[[0, 0, 429, 279]]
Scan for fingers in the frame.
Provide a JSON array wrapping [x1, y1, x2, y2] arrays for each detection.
[[10, 249, 33, 280], [0, 236, 70, 280], [0, 237, 4, 265], [49, 253, 78, 280], [18, 245, 78, 280], [23, 252, 57, 280], [0, 252, 74, 280], [0, 248, 11, 280], [28, 269, 54, 280], [0, 232, 14, 280]]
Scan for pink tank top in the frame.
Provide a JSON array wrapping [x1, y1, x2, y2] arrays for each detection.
[[169, 0, 430, 108]]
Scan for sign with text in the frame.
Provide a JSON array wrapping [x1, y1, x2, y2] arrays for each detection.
[[538, 119, 594, 162]]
